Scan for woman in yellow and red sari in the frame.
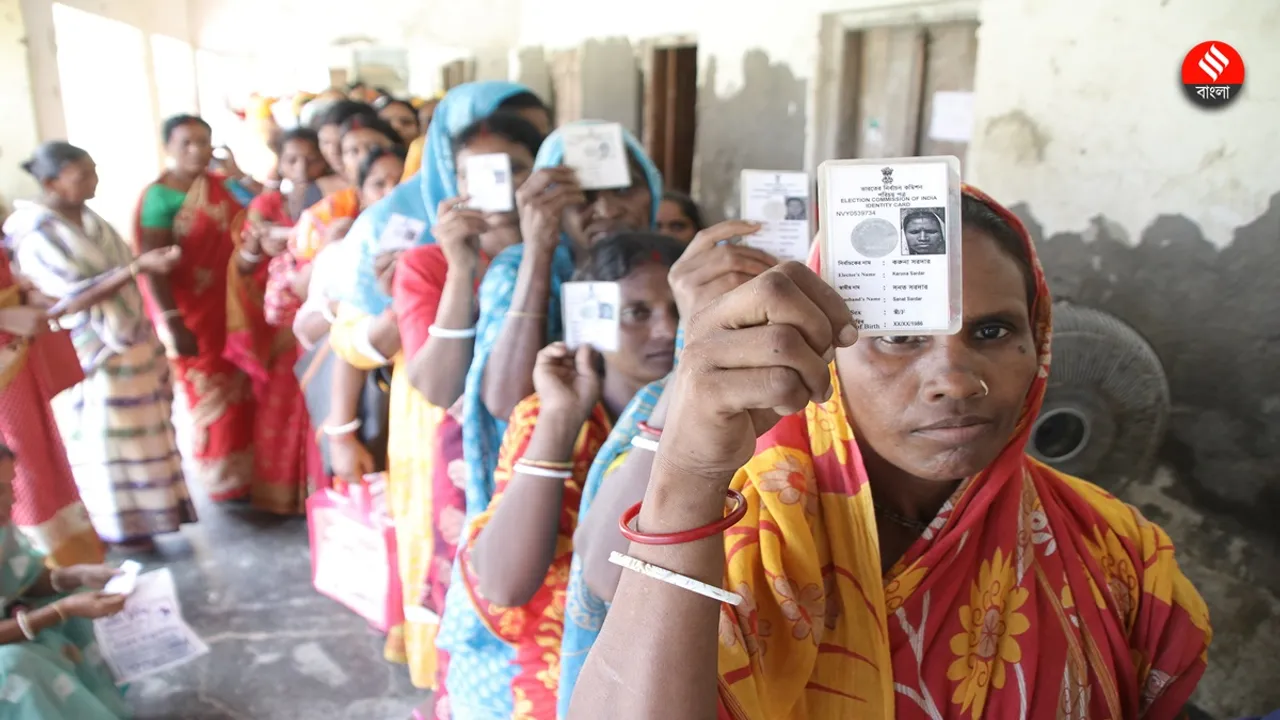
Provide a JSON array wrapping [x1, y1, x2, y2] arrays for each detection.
[[455, 232, 683, 720], [224, 128, 328, 514], [135, 114, 257, 501], [570, 188, 1211, 720]]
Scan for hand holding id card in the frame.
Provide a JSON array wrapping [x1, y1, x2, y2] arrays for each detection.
[[464, 153, 515, 213], [560, 123, 630, 191], [739, 169, 811, 262], [378, 213, 426, 254], [562, 281, 620, 353], [817, 156, 962, 336]]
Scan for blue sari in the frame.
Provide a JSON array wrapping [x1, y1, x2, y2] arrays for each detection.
[[338, 80, 534, 316], [439, 122, 663, 719], [0, 525, 128, 719]]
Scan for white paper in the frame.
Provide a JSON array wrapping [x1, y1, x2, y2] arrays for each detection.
[[927, 91, 974, 143], [559, 123, 630, 191], [823, 160, 955, 333], [93, 568, 209, 684], [464, 153, 515, 213], [378, 213, 426, 253], [103, 560, 142, 596], [739, 169, 812, 263], [561, 281, 621, 353]]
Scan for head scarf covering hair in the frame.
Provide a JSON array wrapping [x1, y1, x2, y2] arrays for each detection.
[[438, 121, 664, 719], [338, 81, 534, 315], [706, 186, 1210, 720]]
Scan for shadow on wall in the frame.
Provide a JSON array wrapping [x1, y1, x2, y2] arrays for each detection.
[[1010, 193, 1280, 539], [695, 50, 807, 221]]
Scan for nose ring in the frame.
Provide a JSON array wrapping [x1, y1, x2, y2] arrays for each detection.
[[980, 380, 990, 397]]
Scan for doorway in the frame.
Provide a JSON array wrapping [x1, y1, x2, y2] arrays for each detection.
[[52, 3, 158, 236], [643, 44, 697, 193], [834, 19, 979, 161]]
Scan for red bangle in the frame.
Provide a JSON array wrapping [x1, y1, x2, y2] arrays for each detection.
[[619, 489, 747, 546], [636, 420, 661, 437]]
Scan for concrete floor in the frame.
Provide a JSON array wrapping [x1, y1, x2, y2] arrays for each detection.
[[113, 494, 426, 720]]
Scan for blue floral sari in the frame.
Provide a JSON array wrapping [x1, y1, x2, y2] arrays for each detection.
[[439, 121, 663, 719], [0, 525, 128, 718]]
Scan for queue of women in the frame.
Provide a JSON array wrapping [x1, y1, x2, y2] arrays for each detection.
[[0, 77, 1212, 720]]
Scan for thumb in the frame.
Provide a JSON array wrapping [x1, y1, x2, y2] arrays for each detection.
[[574, 344, 598, 376]]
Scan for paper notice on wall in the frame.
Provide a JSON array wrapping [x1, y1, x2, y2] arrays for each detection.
[[927, 91, 975, 143], [94, 568, 209, 684]]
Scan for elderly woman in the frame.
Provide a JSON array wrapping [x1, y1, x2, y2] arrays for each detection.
[[569, 187, 1211, 719]]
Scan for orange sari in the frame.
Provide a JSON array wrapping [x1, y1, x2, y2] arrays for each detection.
[[454, 395, 612, 719], [715, 187, 1210, 719]]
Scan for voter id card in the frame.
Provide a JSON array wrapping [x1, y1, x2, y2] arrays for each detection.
[[817, 156, 962, 336], [464, 153, 515, 213], [739, 169, 812, 263], [560, 123, 630, 191], [561, 281, 621, 353]]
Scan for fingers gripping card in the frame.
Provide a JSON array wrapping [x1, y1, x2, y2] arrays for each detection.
[[464, 153, 515, 213], [818, 156, 962, 336]]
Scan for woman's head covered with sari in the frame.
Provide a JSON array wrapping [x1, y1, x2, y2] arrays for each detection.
[[532, 121, 664, 249], [697, 186, 1211, 719], [340, 81, 547, 316]]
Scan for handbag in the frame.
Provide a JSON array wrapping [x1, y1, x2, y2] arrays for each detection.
[[32, 328, 85, 401], [294, 334, 390, 476], [306, 472, 403, 631]]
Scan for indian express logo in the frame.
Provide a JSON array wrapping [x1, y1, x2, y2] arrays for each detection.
[[1181, 41, 1244, 108]]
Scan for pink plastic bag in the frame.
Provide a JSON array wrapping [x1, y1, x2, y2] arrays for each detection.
[[306, 473, 403, 632]]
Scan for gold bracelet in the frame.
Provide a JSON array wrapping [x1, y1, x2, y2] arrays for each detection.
[[128, 262, 139, 278], [506, 310, 546, 319], [51, 602, 67, 625]]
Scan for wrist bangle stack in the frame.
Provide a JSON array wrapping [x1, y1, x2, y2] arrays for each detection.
[[427, 324, 478, 339], [619, 488, 747, 546], [15, 610, 37, 641], [514, 458, 574, 480]]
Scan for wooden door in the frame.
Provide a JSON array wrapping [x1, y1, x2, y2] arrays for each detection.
[[549, 48, 583, 127], [644, 45, 697, 192], [835, 19, 978, 161]]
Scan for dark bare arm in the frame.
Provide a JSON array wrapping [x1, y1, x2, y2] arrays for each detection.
[[407, 262, 478, 408], [480, 247, 555, 420], [473, 407, 583, 607]]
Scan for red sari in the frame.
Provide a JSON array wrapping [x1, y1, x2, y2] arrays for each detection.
[[0, 256, 104, 566], [134, 173, 254, 501], [224, 191, 319, 515]]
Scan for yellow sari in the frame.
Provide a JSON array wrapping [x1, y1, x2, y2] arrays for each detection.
[[714, 187, 1211, 719]]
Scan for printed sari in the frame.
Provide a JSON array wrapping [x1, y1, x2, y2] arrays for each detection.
[[0, 254, 102, 566], [713, 187, 1211, 719], [225, 194, 317, 515], [451, 395, 611, 720], [386, 244, 487, 695], [442, 121, 662, 714], [0, 525, 127, 718], [6, 202, 192, 544], [134, 172, 255, 501]]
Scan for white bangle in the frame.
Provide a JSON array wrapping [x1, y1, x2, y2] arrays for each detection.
[[513, 462, 574, 480], [239, 248, 263, 263], [160, 309, 181, 320], [15, 610, 36, 641], [428, 324, 478, 339], [323, 418, 362, 436], [608, 551, 743, 607], [630, 435, 660, 453]]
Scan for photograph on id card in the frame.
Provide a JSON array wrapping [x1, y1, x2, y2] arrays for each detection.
[[739, 169, 811, 262], [818, 156, 962, 336], [561, 281, 621, 353], [464, 153, 515, 213], [379, 213, 426, 253], [560, 123, 630, 191]]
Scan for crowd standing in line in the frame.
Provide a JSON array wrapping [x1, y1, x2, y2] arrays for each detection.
[[0, 77, 1218, 720]]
